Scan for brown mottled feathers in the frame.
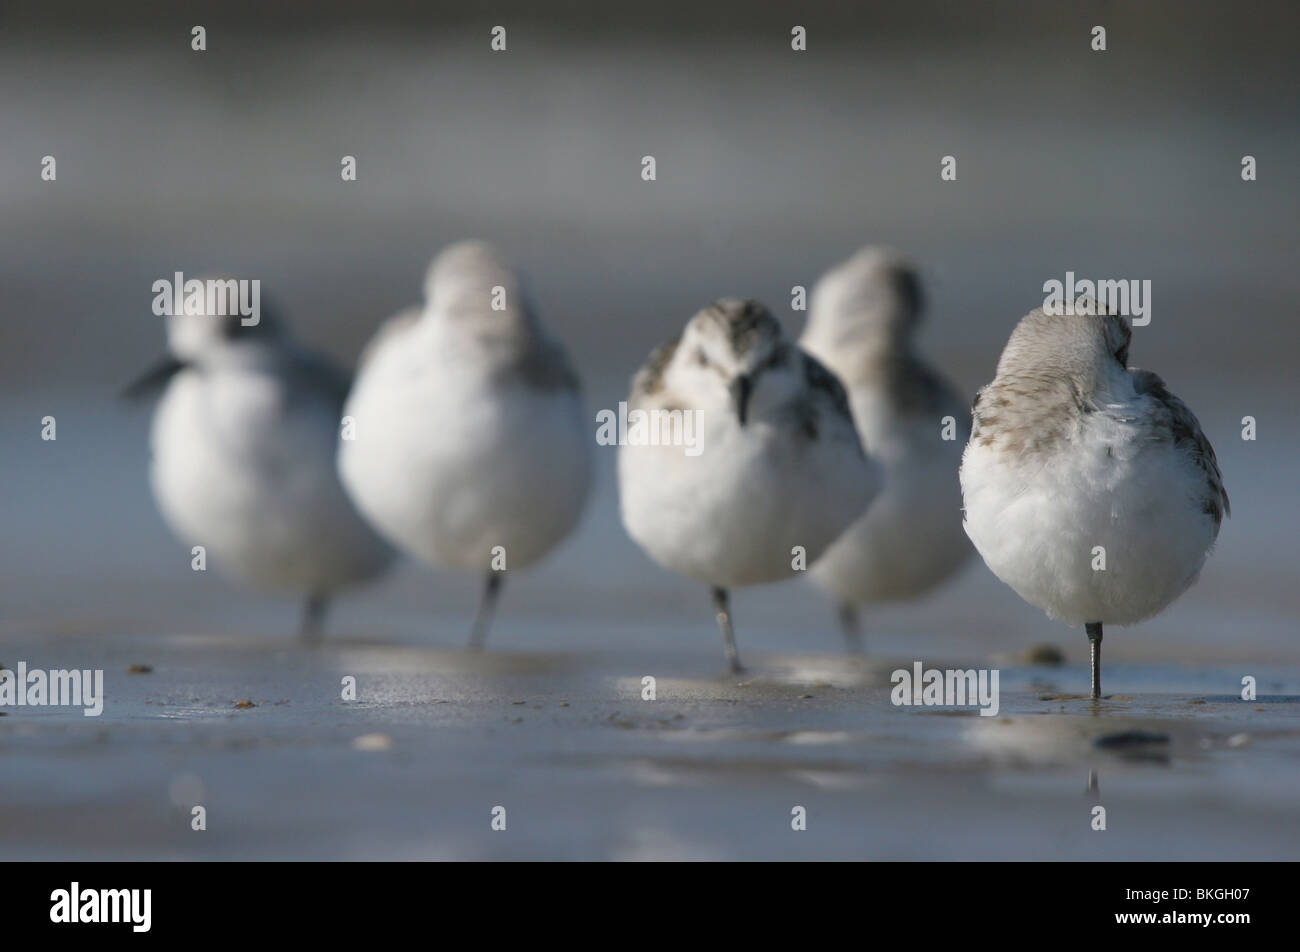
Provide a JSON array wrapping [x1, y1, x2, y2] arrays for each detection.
[[630, 334, 681, 402], [971, 365, 1228, 526], [970, 375, 1086, 457], [1131, 369, 1230, 523], [790, 349, 859, 445], [630, 329, 857, 446], [800, 349, 854, 423], [701, 299, 780, 355]]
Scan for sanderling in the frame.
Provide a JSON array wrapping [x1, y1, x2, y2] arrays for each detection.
[[125, 290, 395, 642], [800, 247, 972, 652], [337, 240, 591, 648], [619, 298, 881, 673], [959, 303, 1229, 698]]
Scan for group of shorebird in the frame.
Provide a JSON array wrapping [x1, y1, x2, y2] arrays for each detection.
[[126, 241, 1228, 699]]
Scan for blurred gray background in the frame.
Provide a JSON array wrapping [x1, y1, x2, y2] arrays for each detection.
[[2, 0, 1297, 664]]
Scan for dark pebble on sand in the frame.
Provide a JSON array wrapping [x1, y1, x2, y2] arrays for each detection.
[[1020, 644, 1066, 666], [1094, 730, 1170, 749]]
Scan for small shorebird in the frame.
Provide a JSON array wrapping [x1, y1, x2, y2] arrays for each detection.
[[125, 292, 394, 642], [338, 241, 591, 649], [801, 247, 972, 652], [959, 303, 1228, 698], [619, 297, 881, 673]]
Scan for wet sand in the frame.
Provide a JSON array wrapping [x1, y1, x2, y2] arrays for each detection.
[[2, 627, 1297, 860]]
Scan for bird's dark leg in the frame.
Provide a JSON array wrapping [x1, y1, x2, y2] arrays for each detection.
[[467, 571, 505, 651], [299, 595, 329, 647], [711, 587, 743, 675], [838, 602, 863, 655], [1086, 622, 1103, 699]]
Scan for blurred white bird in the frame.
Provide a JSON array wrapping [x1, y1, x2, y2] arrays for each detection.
[[801, 247, 972, 652], [126, 289, 395, 642], [338, 241, 591, 648]]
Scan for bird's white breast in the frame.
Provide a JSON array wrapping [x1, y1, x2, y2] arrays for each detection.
[[339, 322, 591, 572], [151, 365, 391, 594], [619, 406, 878, 588], [960, 408, 1219, 627]]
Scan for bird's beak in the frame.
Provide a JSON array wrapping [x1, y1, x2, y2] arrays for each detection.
[[729, 374, 753, 427], [122, 355, 187, 401]]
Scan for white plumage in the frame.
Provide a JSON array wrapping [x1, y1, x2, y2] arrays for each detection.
[[137, 296, 394, 640], [338, 241, 591, 647]]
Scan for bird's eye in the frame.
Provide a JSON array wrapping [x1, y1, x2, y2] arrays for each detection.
[[695, 348, 709, 367]]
